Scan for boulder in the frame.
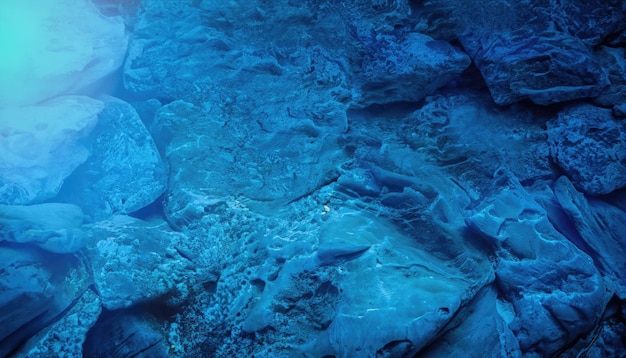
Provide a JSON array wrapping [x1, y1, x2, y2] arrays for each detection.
[[467, 175, 608, 356], [57, 97, 167, 221], [0, 0, 127, 107], [0, 96, 102, 205], [84, 215, 194, 310], [547, 103, 626, 195], [419, 0, 624, 105], [0, 203, 85, 253], [0, 245, 91, 357]]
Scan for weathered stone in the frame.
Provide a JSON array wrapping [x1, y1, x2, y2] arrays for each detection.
[[14, 289, 102, 358], [84, 215, 194, 310], [0, 245, 91, 357], [553, 176, 626, 298], [0, 203, 85, 253], [467, 175, 608, 356], [58, 97, 167, 221], [547, 103, 626, 195], [0, 96, 102, 205]]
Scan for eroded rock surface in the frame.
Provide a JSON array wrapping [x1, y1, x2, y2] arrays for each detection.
[[547, 104, 626, 195]]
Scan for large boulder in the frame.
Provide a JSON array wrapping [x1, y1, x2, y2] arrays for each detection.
[[467, 175, 608, 356], [0, 0, 127, 107], [553, 176, 626, 298], [57, 97, 167, 221], [547, 103, 626, 195], [0, 245, 91, 357], [0, 96, 102, 205], [84, 215, 196, 310], [418, 0, 625, 106], [0, 203, 85, 253], [461, 29, 608, 106]]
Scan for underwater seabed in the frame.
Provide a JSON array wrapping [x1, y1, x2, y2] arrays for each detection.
[[1, 0, 626, 357]]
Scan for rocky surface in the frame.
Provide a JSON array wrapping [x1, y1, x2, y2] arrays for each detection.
[[1, 0, 626, 356], [420, 0, 626, 106], [553, 176, 626, 299], [57, 97, 167, 221], [0, 96, 103, 205], [83, 310, 170, 357], [0, 203, 85, 253], [84, 215, 197, 310], [547, 103, 626, 195], [467, 173, 608, 356], [0, 245, 91, 357], [13, 289, 101, 358]]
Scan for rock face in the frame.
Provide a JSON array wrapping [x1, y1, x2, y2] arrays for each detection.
[[0, 96, 102, 205], [420, 285, 521, 358], [3, 0, 626, 356], [83, 310, 170, 358], [467, 173, 608, 356], [0, 245, 91, 357], [420, 0, 626, 106], [84, 216, 194, 310], [351, 32, 470, 107], [0, 203, 85, 253], [553, 176, 626, 298], [462, 29, 608, 106], [547, 104, 626, 195], [0, 0, 127, 107], [13, 289, 102, 358], [57, 97, 167, 221]]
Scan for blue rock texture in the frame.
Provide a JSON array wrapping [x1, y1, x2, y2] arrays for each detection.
[[57, 97, 167, 221], [0, 245, 91, 357], [2, 0, 626, 357], [420, 0, 626, 106], [548, 103, 626, 195]]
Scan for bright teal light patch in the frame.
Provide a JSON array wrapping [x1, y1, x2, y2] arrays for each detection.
[[0, 1, 49, 104], [0, 0, 128, 107]]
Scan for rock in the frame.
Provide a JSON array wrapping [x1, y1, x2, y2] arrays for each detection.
[[420, 285, 522, 358], [233, 206, 492, 357], [84, 215, 194, 310], [14, 288, 102, 358], [461, 29, 608, 106], [467, 174, 608, 356], [544, 0, 626, 46], [556, 300, 626, 357], [126, 1, 350, 223], [0, 203, 85, 253], [593, 46, 626, 109], [553, 176, 626, 298], [351, 32, 470, 107], [83, 310, 169, 358], [0, 96, 102, 205], [547, 103, 626, 195], [396, 93, 553, 190], [57, 97, 167, 221], [419, 0, 620, 106], [154, 99, 346, 229], [0, 0, 127, 107], [304, 209, 492, 357], [0, 245, 91, 357]]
